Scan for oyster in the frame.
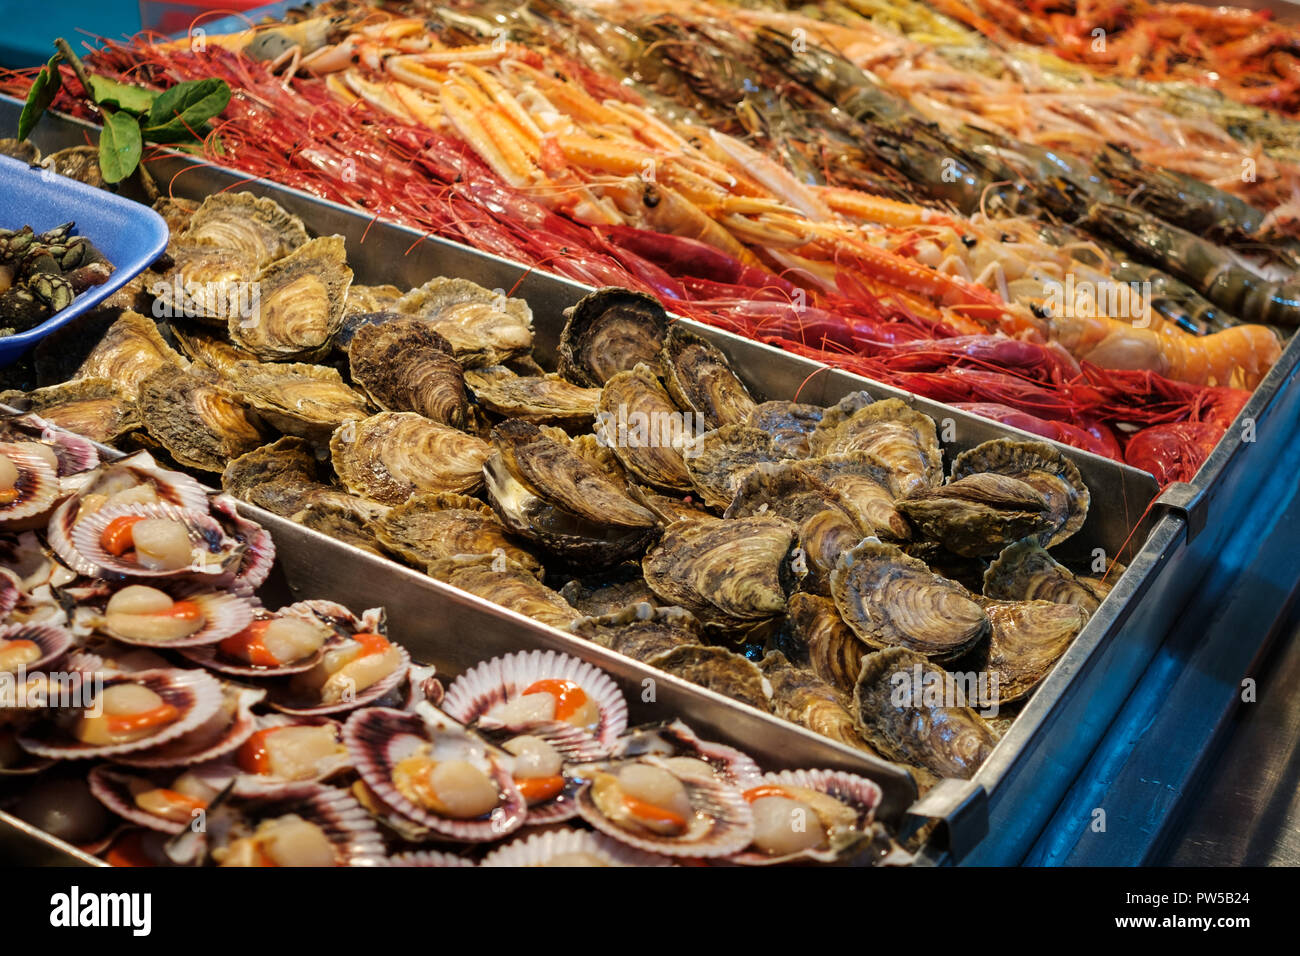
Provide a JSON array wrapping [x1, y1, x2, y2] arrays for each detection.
[[569, 604, 699, 661], [852, 647, 998, 779], [797, 452, 910, 540], [661, 325, 757, 429], [222, 437, 320, 517], [724, 461, 867, 595], [291, 493, 389, 556], [649, 644, 773, 712], [684, 424, 785, 509], [950, 439, 1090, 548], [983, 539, 1102, 614], [597, 363, 693, 492], [152, 196, 199, 235], [395, 277, 533, 367], [428, 554, 582, 629], [830, 539, 989, 660], [558, 288, 668, 386], [372, 492, 541, 575], [181, 192, 309, 267], [786, 592, 865, 700], [154, 242, 259, 325], [73, 311, 188, 394], [746, 400, 824, 458], [223, 361, 370, 442], [0, 379, 139, 444], [895, 473, 1052, 557], [465, 365, 600, 428], [343, 284, 402, 317], [960, 600, 1089, 704], [230, 236, 353, 361], [760, 651, 877, 754], [137, 365, 266, 473], [642, 515, 797, 626], [560, 566, 660, 618], [330, 412, 490, 504], [809, 397, 942, 496], [348, 318, 466, 428], [168, 321, 261, 373]]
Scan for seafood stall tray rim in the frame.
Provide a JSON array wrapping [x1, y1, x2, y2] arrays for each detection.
[[0, 152, 169, 366]]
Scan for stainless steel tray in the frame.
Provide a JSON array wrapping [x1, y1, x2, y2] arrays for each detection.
[[4, 98, 1293, 864]]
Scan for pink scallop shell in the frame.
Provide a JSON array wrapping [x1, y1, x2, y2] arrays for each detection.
[[729, 768, 885, 866], [68, 501, 244, 581], [0, 568, 20, 618], [480, 827, 675, 867], [266, 642, 412, 716], [18, 667, 226, 759], [114, 685, 265, 768], [0, 441, 61, 523], [612, 719, 762, 785], [0, 621, 74, 673], [177, 609, 338, 677], [0, 413, 99, 476], [98, 583, 256, 648], [442, 649, 628, 754], [203, 784, 388, 867], [188, 714, 351, 796], [380, 850, 476, 867], [343, 706, 527, 843], [210, 495, 275, 592], [88, 764, 202, 835]]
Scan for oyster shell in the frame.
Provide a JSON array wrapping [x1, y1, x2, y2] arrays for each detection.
[[222, 437, 320, 516], [759, 651, 877, 754], [683, 424, 785, 509], [372, 492, 541, 575], [558, 288, 668, 386], [786, 592, 865, 700], [395, 277, 533, 367], [291, 494, 388, 556], [0, 379, 139, 443], [152, 196, 199, 235], [348, 318, 467, 428], [181, 192, 309, 267], [223, 362, 369, 442], [230, 235, 353, 361], [343, 284, 402, 317], [465, 365, 600, 428], [73, 311, 188, 395], [137, 365, 266, 473], [597, 363, 693, 492], [895, 473, 1052, 557], [648, 644, 773, 712], [661, 325, 757, 429], [983, 539, 1101, 614], [560, 566, 660, 618], [852, 647, 998, 779], [168, 321, 260, 373], [746, 400, 824, 458], [330, 411, 490, 504], [809, 397, 942, 496], [798, 452, 911, 540], [569, 604, 699, 661], [642, 515, 797, 626], [959, 599, 1089, 704], [830, 539, 989, 660], [428, 554, 582, 630], [950, 439, 1090, 548]]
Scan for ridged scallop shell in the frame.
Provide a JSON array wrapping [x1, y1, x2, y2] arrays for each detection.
[[88, 765, 213, 834], [558, 287, 668, 387], [395, 277, 534, 368], [442, 649, 628, 753], [98, 583, 255, 648], [730, 767, 883, 866], [348, 318, 467, 428], [380, 850, 475, 867], [342, 706, 527, 842], [18, 668, 225, 759], [0, 622, 74, 672], [683, 424, 784, 509], [983, 539, 1101, 614], [113, 685, 265, 768], [809, 397, 942, 497], [481, 827, 674, 867], [331, 412, 490, 504], [223, 361, 370, 442], [0, 441, 61, 523], [610, 720, 762, 785], [950, 439, 1090, 548], [67, 501, 245, 582], [209, 495, 276, 592], [661, 325, 757, 430], [830, 539, 989, 661], [266, 642, 412, 717], [597, 363, 693, 492], [0, 413, 99, 476], [466, 366, 601, 428], [177, 607, 335, 677]]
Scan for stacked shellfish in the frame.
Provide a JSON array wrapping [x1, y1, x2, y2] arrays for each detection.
[[0, 415, 894, 866], [2, 190, 1111, 785]]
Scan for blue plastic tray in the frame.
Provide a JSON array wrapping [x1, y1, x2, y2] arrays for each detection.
[[0, 152, 169, 365]]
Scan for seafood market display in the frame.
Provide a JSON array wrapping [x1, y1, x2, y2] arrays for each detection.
[[9, 0, 1300, 483], [0, 414, 899, 865], [0, 222, 113, 334]]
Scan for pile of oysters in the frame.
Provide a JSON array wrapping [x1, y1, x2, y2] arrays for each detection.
[[0, 191, 1115, 785]]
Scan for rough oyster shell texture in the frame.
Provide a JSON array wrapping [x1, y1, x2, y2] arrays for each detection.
[[330, 411, 490, 504], [746, 400, 824, 459], [960, 599, 1090, 704], [73, 311, 188, 394], [224, 361, 370, 441], [561, 566, 660, 619], [465, 365, 600, 428], [853, 647, 998, 779], [649, 644, 773, 712], [798, 451, 910, 541], [809, 396, 942, 497], [0, 379, 139, 444], [830, 539, 989, 660], [428, 555, 582, 629], [983, 539, 1102, 614], [559, 287, 668, 386], [372, 492, 541, 575], [568, 603, 697, 661], [760, 650, 876, 754], [786, 592, 866, 700], [895, 472, 1052, 558], [169, 320, 260, 373], [222, 436, 320, 517], [137, 364, 266, 472], [596, 363, 692, 492], [181, 192, 309, 267], [684, 424, 785, 509], [395, 277, 533, 367], [661, 326, 757, 430], [348, 318, 467, 428], [951, 439, 1090, 548]]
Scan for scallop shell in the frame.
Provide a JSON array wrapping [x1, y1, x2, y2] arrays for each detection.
[[67, 501, 245, 582], [0, 441, 60, 523], [177, 607, 335, 677], [395, 277, 534, 368], [18, 668, 226, 759], [200, 784, 387, 867], [209, 495, 276, 592], [442, 649, 628, 753], [380, 850, 476, 867], [113, 685, 265, 768], [331, 411, 491, 504], [809, 397, 942, 497], [950, 439, 1090, 548], [98, 583, 255, 648], [342, 706, 527, 842], [661, 325, 757, 429], [266, 642, 412, 716], [481, 827, 674, 867], [730, 768, 883, 866], [0, 413, 99, 476], [88, 765, 204, 835], [610, 719, 762, 785], [558, 287, 668, 387], [223, 361, 370, 442], [190, 714, 351, 796], [597, 363, 694, 492], [0, 622, 74, 673], [348, 318, 467, 427]]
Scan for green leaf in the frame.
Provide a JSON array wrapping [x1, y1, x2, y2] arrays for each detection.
[[144, 79, 230, 144], [86, 74, 157, 115], [17, 54, 62, 141], [98, 108, 143, 184]]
